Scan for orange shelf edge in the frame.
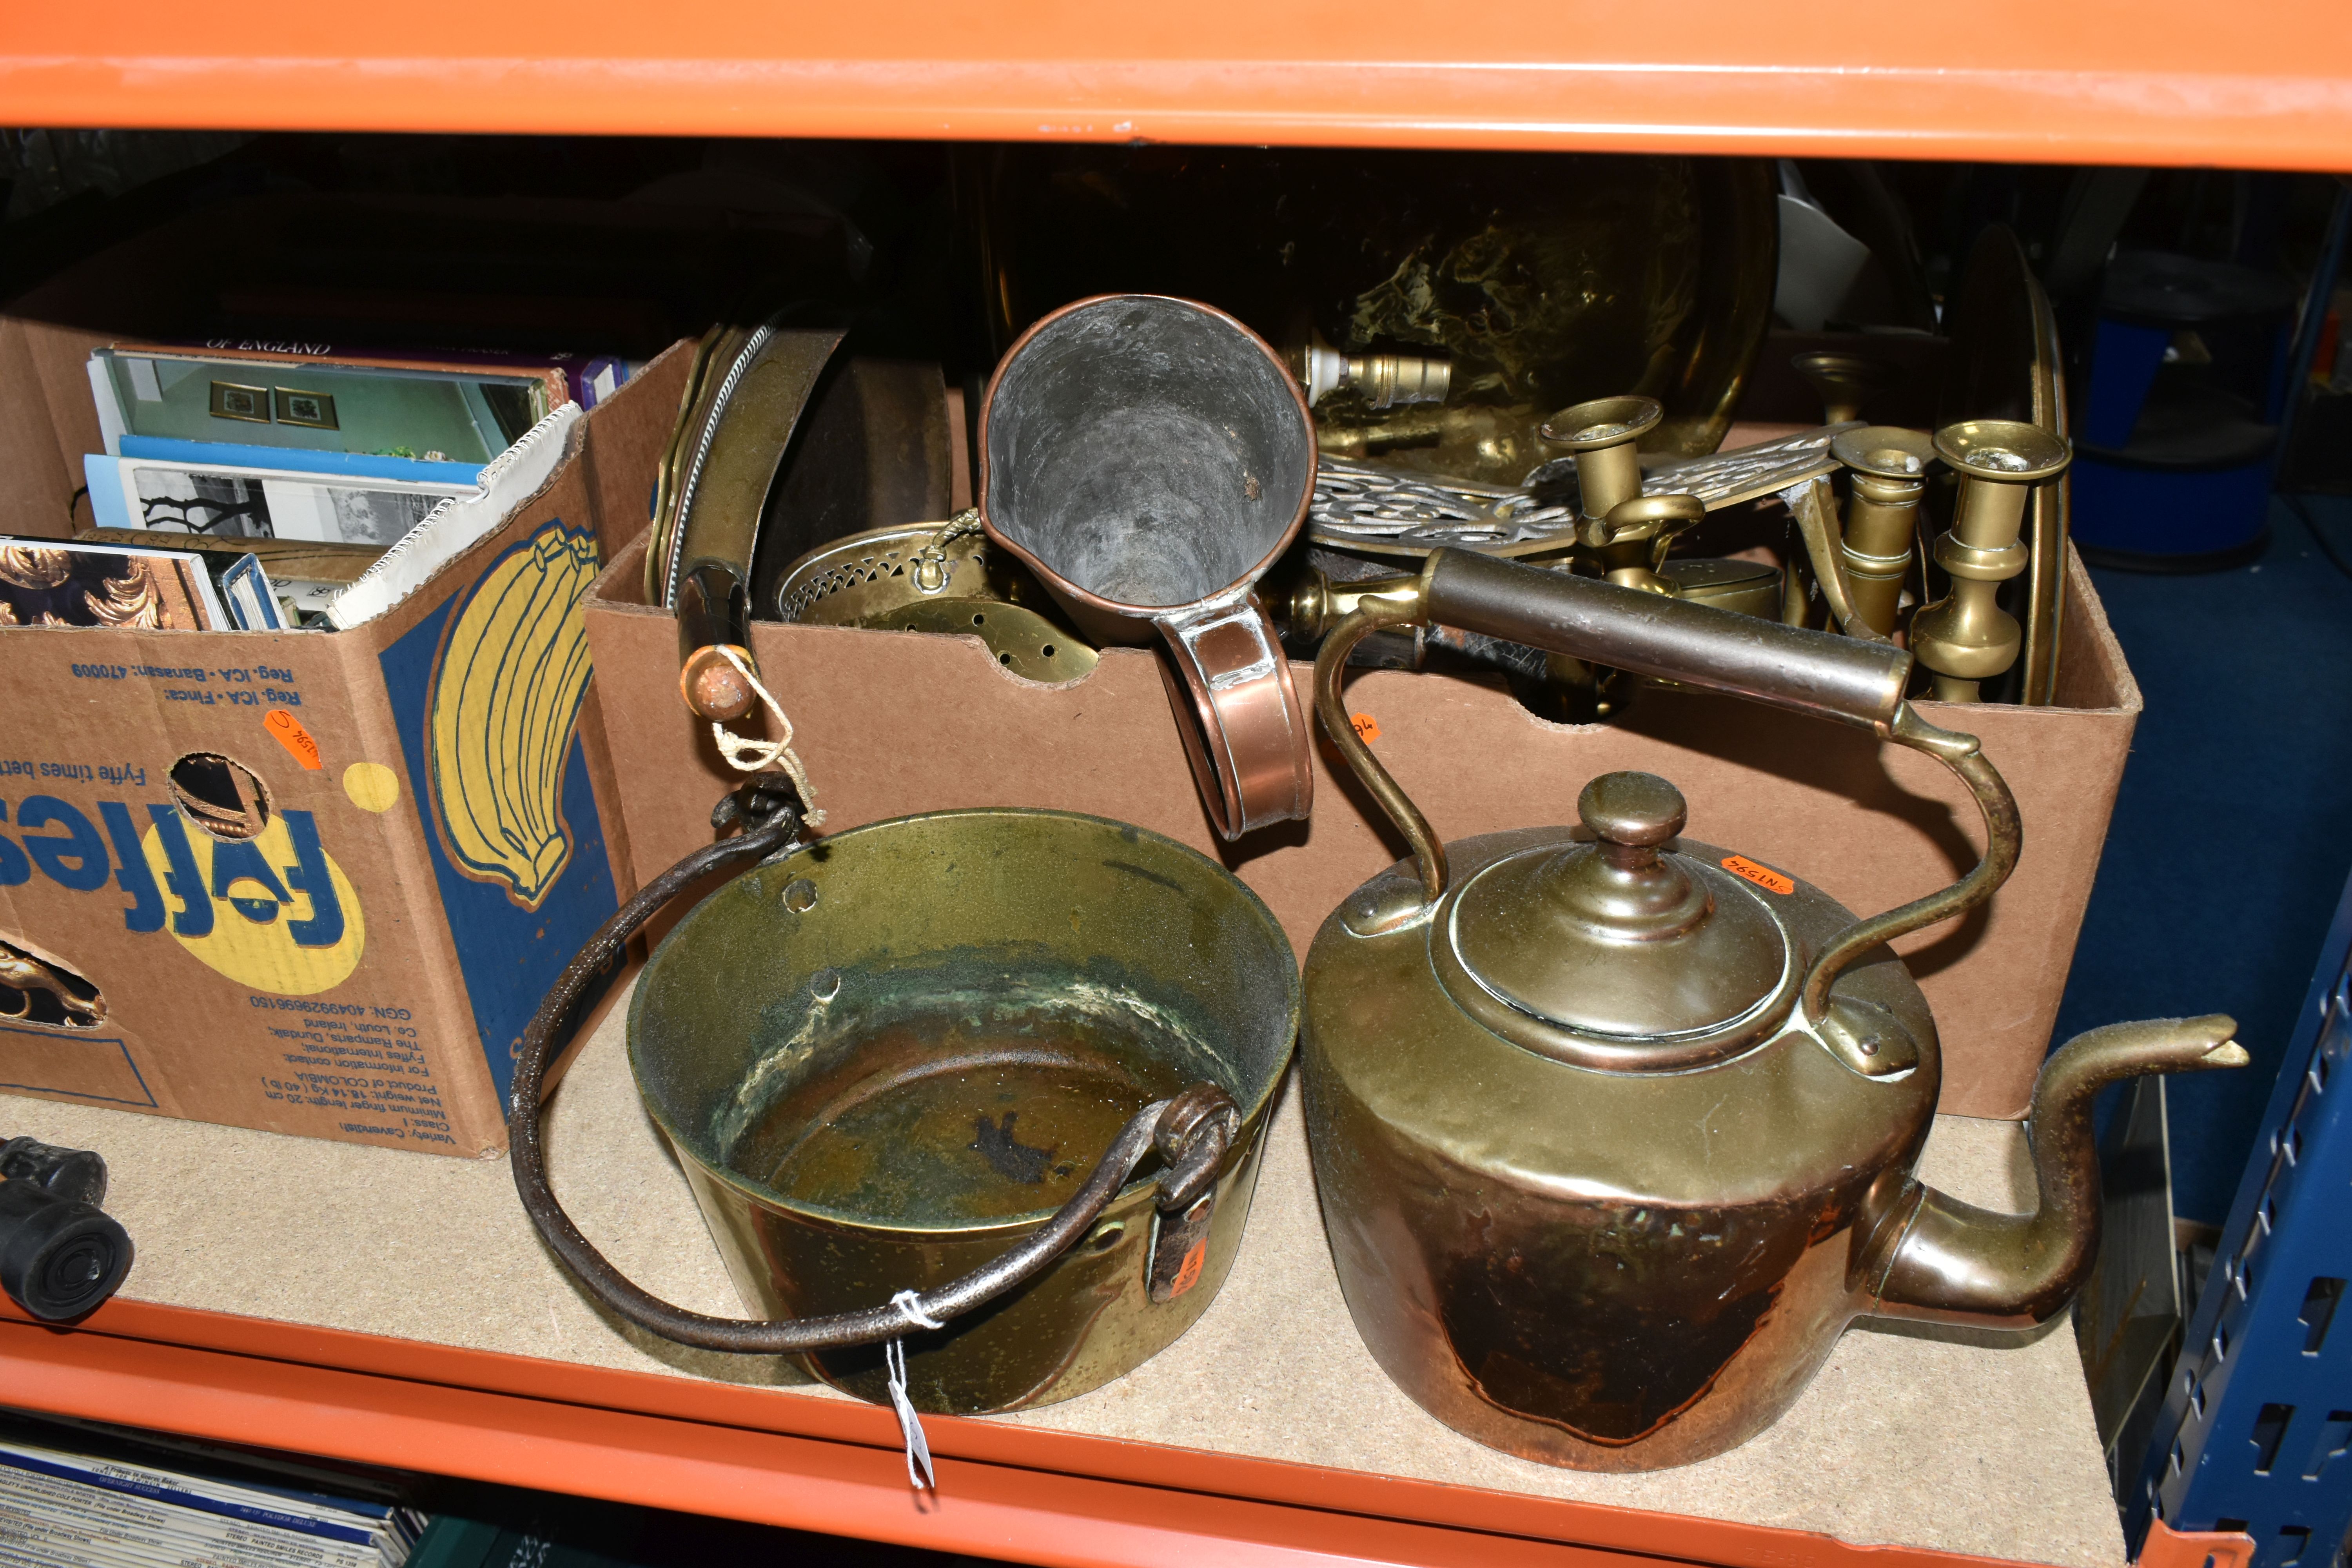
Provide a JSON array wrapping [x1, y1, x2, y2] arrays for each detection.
[[5, 0, 2352, 169], [1, 1296, 2038, 1568]]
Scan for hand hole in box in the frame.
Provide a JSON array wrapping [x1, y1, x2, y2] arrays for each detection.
[[167, 752, 272, 841], [0, 933, 106, 1029]]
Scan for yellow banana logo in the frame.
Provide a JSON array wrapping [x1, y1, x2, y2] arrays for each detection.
[[426, 521, 602, 911]]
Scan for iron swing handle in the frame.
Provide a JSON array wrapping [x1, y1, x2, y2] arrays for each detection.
[[1313, 548, 2022, 1028], [507, 782, 1236, 1356]]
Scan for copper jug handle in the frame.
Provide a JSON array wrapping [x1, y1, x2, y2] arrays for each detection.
[[508, 780, 1238, 1356], [1313, 548, 2022, 1027]]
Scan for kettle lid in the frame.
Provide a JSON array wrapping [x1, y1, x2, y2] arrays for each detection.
[[1437, 771, 1799, 1071]]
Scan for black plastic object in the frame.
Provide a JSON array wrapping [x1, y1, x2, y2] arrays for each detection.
[[0, 1136, 133, 1321]]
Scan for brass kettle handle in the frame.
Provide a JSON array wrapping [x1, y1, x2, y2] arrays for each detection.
[[1315, 548, 2022, 1027]]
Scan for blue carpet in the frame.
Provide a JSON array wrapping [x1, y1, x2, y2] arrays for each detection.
[[2054, 497, 2352, 1223]]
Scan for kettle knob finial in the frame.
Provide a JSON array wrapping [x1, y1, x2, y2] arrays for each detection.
[[1579, 773, 1687, 863]]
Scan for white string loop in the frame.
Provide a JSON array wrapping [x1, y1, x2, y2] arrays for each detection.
[[884, 1290, 943, 1491], [890, 1289, 946, 1331], [707, 645, 825, 826]]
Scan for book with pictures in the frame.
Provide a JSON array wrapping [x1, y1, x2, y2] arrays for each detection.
[[326, 400, 582, 629], [86, 451, 478, 548], [220, 553, 288, 630], [0, 537, 225, 630], [106, 338, 635, 414], [0, 1423, 424, 1568], [88, 347, 567, 466], [81, 529, 379, 628], [116, 435, 484, 486]]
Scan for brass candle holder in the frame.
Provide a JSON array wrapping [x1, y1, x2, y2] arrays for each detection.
[[1290, 332, 1453, 410], [1829, 426, 1938, 637], [1540, 394, 1662, 521], [1910, 420, 2071, 703], [1792, 350, 1895, 426], [1588, 494, 1707, 594], [1532, 395, 1701, 593]]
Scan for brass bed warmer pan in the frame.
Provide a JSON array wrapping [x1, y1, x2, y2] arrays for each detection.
[[512, 798, 1298, 1415], [1302, 548, 2243, 1470]]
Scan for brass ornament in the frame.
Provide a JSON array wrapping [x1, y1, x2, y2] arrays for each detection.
[[1828, 426, 1938, 637], [1307, 422, 1857, 561], [84, 563, 167, 628], [774, 515, 1000, 626], [1307, 458, 1577, 558], [969, 147, 1778, 485], [880, 599, 1098, 683], [773, 517, 1100, 684], [644, 323, 735, 605], [1540, 394, 1662, 521], [1910, 421, 2072, 702], [1289, 330, 1451, 411], [0, 546, 72, 591], [1654, 557, 1782, 619], [1940, 225, 2071, 705], [0, 941, 107, 1027], [1792, 350, 1897, 426]]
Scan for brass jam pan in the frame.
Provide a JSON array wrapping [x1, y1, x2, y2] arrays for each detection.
[[513, 798, 1298, 1416]]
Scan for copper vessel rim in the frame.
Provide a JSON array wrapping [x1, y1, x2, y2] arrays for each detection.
[[626, 806, 1302, 1239], [976, 293, 1317, 617]]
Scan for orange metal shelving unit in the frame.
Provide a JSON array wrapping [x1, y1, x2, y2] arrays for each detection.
[[2, 10, 2344, 1559], [0, 1294, 2042, 1568], [2, 0, 2351, 169]]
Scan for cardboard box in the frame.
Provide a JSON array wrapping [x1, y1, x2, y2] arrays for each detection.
[[0, 285, 691, 1155], [583, 519, 2139, 1123]]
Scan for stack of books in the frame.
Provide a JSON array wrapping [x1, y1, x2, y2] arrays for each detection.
[[0, 1427, 426, 1567], [53, 340, 632, 631]]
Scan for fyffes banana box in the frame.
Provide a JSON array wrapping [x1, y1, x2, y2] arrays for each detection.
[[0, 346, 684, 1156]]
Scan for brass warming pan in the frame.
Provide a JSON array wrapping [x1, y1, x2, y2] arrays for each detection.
[[513, 797, 1298, 1414]]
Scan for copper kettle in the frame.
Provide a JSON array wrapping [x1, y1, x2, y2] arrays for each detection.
[[1300, 548, 2244, 1471]]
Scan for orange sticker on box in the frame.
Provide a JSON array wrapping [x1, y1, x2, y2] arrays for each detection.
[[1350, 712, 1382, 742], [1721, 855, 1794, 895], [1169, 1240, 1208, 1298], [264, 709, 322, 770]]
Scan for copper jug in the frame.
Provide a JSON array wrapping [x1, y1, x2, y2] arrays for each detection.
[[1300, 548, 2244, 1471]]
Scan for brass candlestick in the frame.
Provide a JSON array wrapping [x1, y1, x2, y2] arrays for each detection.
[[1792, 351, 1895, 426], [1539, 396, 1697, 595], [1829, 426, 1937, 637], [1589, 494, 1706, 594], [1910, 420, 2070, 703], [1289, 332, 1452, 410], [1540, 395, 1662, 521]]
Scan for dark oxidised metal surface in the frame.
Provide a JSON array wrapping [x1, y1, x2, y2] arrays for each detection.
[[630, 809, 1298, 1414], [1305, 824, 1939, 1470], [1299, 555, 2247, 1472], [969, 147, 1777, 479]]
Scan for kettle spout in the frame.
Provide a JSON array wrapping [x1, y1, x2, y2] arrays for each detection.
[[1867, 1015, 2246, 1329]]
